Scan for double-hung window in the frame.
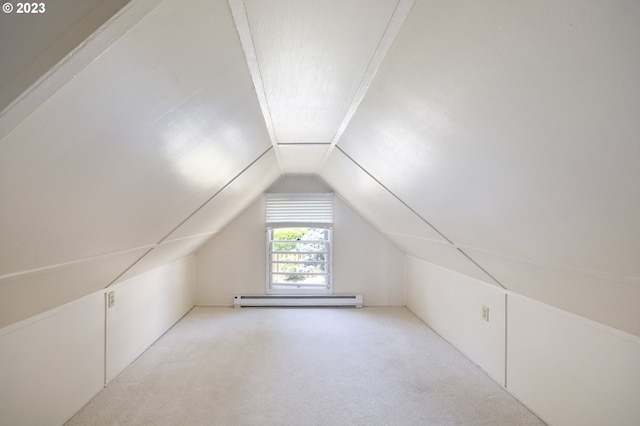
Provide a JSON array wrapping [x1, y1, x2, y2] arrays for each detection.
[[266, 193, 333, 294]]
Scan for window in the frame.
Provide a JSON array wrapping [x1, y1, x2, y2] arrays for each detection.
[[267, 227, 331, 293], [265, 193, 333, 294]]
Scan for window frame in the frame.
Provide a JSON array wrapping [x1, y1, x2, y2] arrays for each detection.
[[266, 225, 333, 295]]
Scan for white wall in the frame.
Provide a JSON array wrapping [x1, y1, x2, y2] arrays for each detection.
[[333, 196, 404, 305], [0, 256, 195, 426], [405, 256, 506, 384], [106, 256, 195, 382], [507, 294, 640, 426], [196, 177, 405, 306], [406, 255, 640, 426], [0, 292, 105, 426], [195, 196, 267, 304]]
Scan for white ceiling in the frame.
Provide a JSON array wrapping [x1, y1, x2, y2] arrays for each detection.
[[1, 0, 639, 334], [243, 0, 398, 143]]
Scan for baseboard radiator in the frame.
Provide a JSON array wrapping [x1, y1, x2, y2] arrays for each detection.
[[234, 295, 363, 309]]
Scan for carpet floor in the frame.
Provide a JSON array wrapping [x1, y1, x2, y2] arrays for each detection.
[[66, 307, 545, 425]]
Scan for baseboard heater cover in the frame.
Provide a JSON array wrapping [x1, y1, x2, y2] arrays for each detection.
[[234, 295, 363, 308]]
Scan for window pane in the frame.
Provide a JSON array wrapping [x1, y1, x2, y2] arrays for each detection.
[[268, 226, 331, 292]]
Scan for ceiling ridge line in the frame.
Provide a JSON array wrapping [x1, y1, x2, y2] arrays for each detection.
[[228, 0, 283, 174], [105, 146, 274, 288], [316, 0, 416, 175], [335, 146, 506, 288]]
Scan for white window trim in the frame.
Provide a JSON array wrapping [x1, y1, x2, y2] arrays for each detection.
[[266, 226, 333, 295]]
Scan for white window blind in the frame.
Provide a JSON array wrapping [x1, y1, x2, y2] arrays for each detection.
[[265, 193, 334, 225]]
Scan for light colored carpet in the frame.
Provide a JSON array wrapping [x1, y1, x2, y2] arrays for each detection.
[[67, 307, 545, 425]]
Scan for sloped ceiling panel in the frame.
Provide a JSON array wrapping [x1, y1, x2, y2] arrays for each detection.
[[320, 149, 449, 242], [166, 150, 280, 241], [0, 0, 270, 275], [0, 0, 277, 324], [116, 149, 282, 282], [0, 0, 165, 140], [320, 149, 498, 284], [337, 0, 640, 277], [330, 0, 640, 330], [0, 0, 134, 113]]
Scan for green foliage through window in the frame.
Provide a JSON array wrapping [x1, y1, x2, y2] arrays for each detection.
[[269, 227, 330, 285]]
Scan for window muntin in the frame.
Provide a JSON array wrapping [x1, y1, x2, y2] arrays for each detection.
[[267, 227, 332, 293]]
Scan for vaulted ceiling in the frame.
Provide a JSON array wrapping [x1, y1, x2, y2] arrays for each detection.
[[1, 0, 639, 335]]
